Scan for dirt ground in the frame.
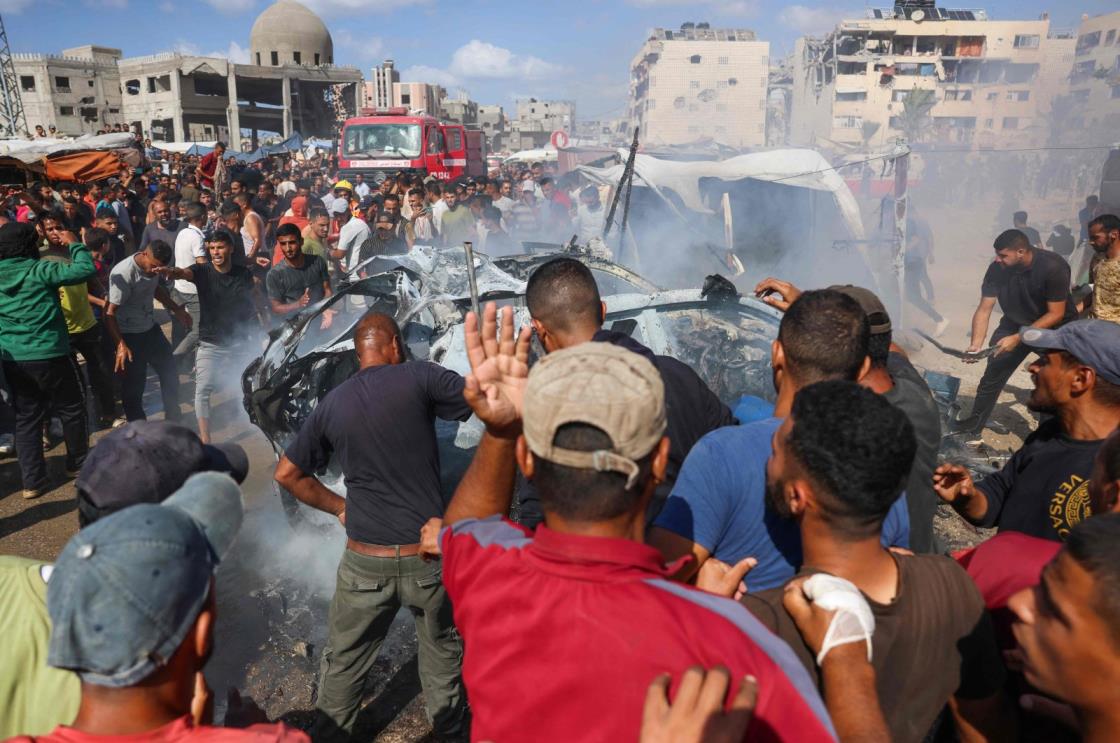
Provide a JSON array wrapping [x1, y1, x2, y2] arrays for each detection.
[[0, 332, 434, 740], [0, 191, 1060, 738]]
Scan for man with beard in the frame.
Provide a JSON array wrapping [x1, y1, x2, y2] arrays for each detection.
[[156, 230, 261, 444], [138, 199, 180, 253], [649, 290, 910, 591], [935, 320, 1120, 542], [742, 381, 1010, 742], [356, 211, 407, 266], [1086, 214, 1120, 322], [952, 229, 1075, 439], [266, 223, 334, 327]]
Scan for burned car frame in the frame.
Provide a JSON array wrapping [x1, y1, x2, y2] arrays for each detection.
[[242, 247, 783, 529]]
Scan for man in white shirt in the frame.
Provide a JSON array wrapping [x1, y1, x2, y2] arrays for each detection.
[[430, 182, 449, 235], [573, 186, 607, 244], [171, 202, 208, 370], [329, 199, 372, 275], [493, 180, 516, 224], [354, 174, 372, 200]]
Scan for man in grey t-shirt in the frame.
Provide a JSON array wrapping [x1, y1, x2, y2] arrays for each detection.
[[104, 241, 192, 422]]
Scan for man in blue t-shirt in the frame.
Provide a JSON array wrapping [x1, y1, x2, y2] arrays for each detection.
[[649, 290, 910, 592]]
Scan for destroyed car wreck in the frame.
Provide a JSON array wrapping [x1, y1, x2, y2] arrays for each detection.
[[243, 245, 1009, 530], [242, 246, 782, 529]]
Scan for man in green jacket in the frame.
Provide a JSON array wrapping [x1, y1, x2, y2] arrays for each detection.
[[0, 221, 95, 499]]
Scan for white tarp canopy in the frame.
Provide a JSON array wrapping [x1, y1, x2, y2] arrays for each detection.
[[503, 148, 557, 164], [0, 133, 136, 163], [578, 148, 865, 240], [151, 141, 218, 154]]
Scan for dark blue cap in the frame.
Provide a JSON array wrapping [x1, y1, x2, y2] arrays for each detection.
[[76, 421, 248, 518], [1021, 320, 1120, 385], [48, 472, 243, 686]]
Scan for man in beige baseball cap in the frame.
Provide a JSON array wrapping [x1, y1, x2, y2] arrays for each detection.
[[521, 341, 667, 494], [416, 303, 836, 742]]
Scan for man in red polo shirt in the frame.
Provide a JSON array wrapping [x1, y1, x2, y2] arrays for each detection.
[[425, 303, 836, 742], [196, 142, 227, 190]]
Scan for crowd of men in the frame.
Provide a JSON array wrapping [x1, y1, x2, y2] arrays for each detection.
[[0, 139, 611, 498], [3, 132, 1120, 742]]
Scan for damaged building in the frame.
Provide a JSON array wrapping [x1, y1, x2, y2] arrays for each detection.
[[1063, 10, 1120, 145], [789, 1, 1075, 150], [629, 23, 770, 149], [14, 0, 363, 146]]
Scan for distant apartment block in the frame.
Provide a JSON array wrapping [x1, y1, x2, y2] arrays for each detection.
[[790, 2, 1073, 150], [629, 23, 770, 149], [1065, 10, 1120, 142]]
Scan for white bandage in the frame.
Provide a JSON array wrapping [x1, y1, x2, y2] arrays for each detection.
[[801, 574, 876, 667]]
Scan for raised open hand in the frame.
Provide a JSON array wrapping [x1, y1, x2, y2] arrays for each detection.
[[463, 302, 530, 438]]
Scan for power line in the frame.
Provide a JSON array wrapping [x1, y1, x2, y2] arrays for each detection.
[[765, 143, 1116, 185]]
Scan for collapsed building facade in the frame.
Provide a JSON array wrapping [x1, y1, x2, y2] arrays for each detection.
[[12, 0, 362, 146], [789, 1, 1076, 151]]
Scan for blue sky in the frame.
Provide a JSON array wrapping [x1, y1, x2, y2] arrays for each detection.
[[3, 0, 1116, 119]]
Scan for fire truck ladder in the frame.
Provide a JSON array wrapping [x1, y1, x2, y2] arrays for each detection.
[[0, 14, 27, 138]]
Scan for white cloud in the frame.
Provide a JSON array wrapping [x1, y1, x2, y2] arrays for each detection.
[[0, 0, 32, 12], [224, 41, 251, 63], [448, 40, 564, 80], [777, 4, 855, 34], [395, 40, 564, 94], [202, 0, 255, 12], [400, 64, 461, 89], [171, 40, 251, 63]]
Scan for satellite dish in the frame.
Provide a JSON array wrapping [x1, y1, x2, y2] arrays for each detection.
[[912, 9, 925, 21]]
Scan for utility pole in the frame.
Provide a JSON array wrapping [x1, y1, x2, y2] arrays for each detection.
[[0, 14, 27, 138], [892, 138, 911, 329]]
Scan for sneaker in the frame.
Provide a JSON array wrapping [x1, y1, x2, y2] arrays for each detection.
[[933, 318, 950, 338], [111, 416, 128, 429], [21, 488, 43, 500]]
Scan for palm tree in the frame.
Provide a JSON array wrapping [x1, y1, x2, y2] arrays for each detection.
[[896, 87, 936, 143]]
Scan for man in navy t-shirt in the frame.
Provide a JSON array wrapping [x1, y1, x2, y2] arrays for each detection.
[[650, 290, 910, 592]]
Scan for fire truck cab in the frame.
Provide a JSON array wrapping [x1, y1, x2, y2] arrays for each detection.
[[337, 108, 485, 183]]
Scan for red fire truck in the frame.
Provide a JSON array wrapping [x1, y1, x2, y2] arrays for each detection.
[[337, 108, 486, 182]]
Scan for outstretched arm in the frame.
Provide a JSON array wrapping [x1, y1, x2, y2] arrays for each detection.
[[442, 303, 530, 527]]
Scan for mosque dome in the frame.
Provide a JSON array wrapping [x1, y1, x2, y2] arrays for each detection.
[[249, 0, 333, 67]]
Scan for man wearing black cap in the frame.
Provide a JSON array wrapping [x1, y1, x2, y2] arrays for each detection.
[[0, 421, 248, 738], [936, 319, 1120, 542], [954, 229, 1075, 439], [0, 222, 94, 499], [755, 277, 943, 553]]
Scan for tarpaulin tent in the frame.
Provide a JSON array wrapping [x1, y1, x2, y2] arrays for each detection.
[[0, 133, 138, 184], [149, 140, 217, 154], [578, 148, 865, 239], [577, 148, 876, 292]]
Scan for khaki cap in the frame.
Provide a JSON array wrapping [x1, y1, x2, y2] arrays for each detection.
[[523, 343, 666, 489]]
